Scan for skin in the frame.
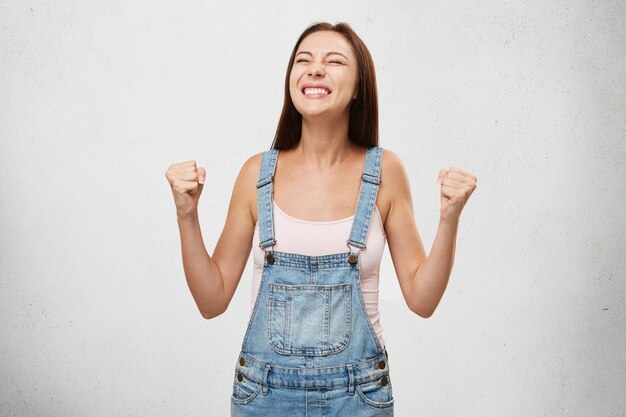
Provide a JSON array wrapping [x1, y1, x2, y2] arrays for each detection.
[[166, 30, 477, 320]]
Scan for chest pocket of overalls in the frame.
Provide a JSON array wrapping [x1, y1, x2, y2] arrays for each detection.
[[267, 283, 352, 356]]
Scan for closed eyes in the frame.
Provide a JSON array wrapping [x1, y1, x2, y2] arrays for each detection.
[[295, 59, 345, 64]]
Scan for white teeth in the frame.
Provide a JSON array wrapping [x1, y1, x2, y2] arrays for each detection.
[[304, 87, 330, 95]]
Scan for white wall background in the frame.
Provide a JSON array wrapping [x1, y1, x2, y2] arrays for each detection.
[[1, 1, 624, 416]]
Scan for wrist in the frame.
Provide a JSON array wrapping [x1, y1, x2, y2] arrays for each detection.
[[177, 210, 199, 223], [439, 214, 459, 228]]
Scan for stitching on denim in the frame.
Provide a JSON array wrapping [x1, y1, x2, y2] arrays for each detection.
[[266, 284, 352, 356]]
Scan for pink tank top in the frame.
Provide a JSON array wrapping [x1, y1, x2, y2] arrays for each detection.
[[251, 199, 388, 349]]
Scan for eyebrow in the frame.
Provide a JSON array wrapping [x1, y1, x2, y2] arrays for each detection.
[[295, 51, 349, 60]]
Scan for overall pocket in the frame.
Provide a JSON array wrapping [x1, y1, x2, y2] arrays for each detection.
[[356, 374, 394, 409], [267, 283, 352, 356], [231, 371, 263, 405]]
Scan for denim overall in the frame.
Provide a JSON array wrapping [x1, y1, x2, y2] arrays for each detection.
[[230, 146, 394, 416]]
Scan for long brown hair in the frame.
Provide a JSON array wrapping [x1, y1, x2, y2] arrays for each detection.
[[270, 22, 379, 149]]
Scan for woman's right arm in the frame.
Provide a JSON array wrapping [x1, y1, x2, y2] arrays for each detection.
[[166, 154, 261, 319]]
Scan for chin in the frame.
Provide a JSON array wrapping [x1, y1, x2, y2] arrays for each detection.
[[297, 108, 332, 119]]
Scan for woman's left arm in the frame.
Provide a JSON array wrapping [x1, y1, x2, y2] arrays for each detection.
[[382, 150, 477, 318]]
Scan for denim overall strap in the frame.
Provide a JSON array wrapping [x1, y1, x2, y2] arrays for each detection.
[[256, 148, 280, 250], [347, 146, 383, 250]]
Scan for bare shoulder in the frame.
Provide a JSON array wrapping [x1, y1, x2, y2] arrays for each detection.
[[379, 148, 412, 227], [236, 152, 263, 224], [240, 151, 263, 179], [381, 148, 408, 178]]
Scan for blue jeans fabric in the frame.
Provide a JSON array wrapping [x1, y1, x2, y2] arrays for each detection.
[[231, 146, 394, 416]]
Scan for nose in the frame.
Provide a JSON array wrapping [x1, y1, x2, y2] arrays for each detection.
[[307, 62, 324, 77]]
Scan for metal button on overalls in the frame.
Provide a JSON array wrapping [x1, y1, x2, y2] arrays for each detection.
[[231, 146, 394, 416]]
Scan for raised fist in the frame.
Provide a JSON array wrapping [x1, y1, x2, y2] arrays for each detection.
[[165, 160, 206, 217], [436, 167, 477, 223]]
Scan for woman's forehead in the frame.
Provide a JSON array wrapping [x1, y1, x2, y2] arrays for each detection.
[[297, 31, 355, 57]]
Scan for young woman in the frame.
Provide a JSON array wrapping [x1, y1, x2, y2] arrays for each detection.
[[165, 22, 477, 416]]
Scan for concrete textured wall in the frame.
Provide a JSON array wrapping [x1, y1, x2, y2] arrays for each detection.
[[1, 1, 624, 416]]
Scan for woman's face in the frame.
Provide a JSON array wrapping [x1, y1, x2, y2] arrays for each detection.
[[289, 31, 358, 120]]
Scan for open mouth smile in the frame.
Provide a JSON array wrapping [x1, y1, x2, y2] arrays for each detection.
[[301, 86, 332, 97]]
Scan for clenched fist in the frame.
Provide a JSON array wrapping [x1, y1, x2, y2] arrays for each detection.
[[436, 167, 477, 223], [165, 160, 206, 218]]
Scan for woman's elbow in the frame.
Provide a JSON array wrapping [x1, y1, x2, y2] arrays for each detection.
[[201, 311, 220, 320], [200, 305, 227, 320], [416, 309, 434, 319], [409, 302, 435, 318]]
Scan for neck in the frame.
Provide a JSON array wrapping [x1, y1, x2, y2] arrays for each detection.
[[295, 113, 356, 168]]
